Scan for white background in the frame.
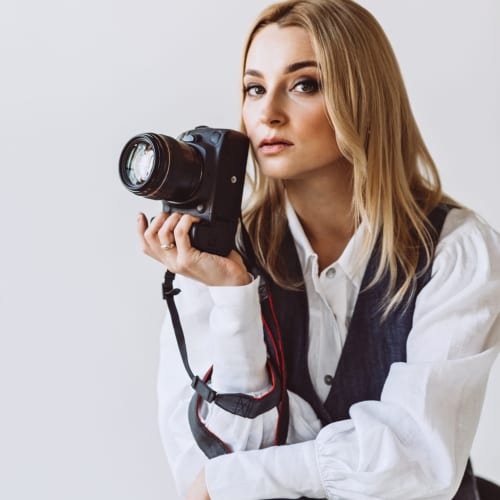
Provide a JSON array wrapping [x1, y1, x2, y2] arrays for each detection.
[[0, 1, 498, 499]]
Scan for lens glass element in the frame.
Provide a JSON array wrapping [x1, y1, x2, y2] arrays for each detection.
[[126, 142, 155, 185]]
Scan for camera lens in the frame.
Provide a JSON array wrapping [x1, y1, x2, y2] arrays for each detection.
[[119, 133, 203, 203], [125, 141, 155, 185]]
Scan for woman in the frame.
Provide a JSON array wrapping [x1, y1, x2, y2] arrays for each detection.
[[138, 1, 500, 498]]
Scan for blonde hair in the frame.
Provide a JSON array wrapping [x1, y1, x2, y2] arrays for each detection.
[[241, 0, 456, 312]]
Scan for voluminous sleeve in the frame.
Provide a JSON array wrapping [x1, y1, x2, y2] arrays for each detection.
[[158, 275, 285, 496]]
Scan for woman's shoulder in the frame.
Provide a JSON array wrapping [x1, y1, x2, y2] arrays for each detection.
[[435, 207, 500, 271]]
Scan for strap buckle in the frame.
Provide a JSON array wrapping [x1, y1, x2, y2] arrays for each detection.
[[191, 376, 217, 403]]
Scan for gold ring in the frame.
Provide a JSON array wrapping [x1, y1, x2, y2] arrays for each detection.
[[160, 242, 176, 251]]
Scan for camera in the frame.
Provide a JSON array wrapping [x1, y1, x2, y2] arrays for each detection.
[[119, 126, 249, 256]]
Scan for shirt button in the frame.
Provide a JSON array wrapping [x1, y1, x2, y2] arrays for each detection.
[[324, 374, 334, 385], [326, 267, 336, 278]]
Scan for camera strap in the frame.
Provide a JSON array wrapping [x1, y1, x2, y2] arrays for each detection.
[[161, 255, 288, 458]]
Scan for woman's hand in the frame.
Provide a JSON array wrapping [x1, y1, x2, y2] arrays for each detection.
[[186, 468, 210, 500], [137, 211, 251, 287]]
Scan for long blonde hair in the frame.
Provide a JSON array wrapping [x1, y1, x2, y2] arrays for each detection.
[[241, 0, 455, 312]]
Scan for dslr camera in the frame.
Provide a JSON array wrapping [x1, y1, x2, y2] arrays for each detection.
[[119, 126, 249, 256]]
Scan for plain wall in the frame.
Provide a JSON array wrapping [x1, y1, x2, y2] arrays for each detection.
[[0, 1, 498, 498]]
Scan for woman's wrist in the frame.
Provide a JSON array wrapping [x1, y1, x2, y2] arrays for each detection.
[[214, 271, 253, 287]]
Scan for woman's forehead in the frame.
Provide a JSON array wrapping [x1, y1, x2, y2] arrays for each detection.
[[245, 24, 317, 73]]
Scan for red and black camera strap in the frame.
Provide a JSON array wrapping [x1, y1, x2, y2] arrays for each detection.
[[161, 238, 289, 458]]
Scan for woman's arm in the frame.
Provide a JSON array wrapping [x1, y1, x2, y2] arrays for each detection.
[[157, 270, 284, 496], [137, 211, 277, 494], [156, 268, 322, 496], [203, 210, 500, 499]]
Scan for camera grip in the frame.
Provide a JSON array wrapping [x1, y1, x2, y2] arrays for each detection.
[[189, 219, 237, 256]]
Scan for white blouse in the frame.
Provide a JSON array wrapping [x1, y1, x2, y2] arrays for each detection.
[[157, 206, 500, 499]]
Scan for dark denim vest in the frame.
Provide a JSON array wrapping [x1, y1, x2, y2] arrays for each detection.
[[266, 206, 478, 499]]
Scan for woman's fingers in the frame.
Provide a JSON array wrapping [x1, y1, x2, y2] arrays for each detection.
[[136, 212, 249, 286], [157, 212, 183, 248], [137, 212, 154, 255], [137, 211, 200, 263], [137, 212, 148, 236], [143, 212, 167, 245], [137, 211, 172, 257], [173, 214, 200, 254]]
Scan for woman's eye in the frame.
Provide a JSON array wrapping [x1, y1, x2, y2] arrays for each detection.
[[293, 79, 320, 93], [244, 84, 265, 97]]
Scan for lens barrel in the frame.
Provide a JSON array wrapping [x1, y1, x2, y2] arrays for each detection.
[[119, 133, 203, 203]]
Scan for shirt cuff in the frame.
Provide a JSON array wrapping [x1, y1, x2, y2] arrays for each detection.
[[205, 441, 325, 499], [207, 278, 269, 393]]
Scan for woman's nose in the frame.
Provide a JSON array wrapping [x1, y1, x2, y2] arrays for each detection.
[[259, 92, 287, 126]]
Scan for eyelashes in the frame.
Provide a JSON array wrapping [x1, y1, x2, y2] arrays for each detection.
[[244, 83, 265, 97], [243, 78, 321, 97], [293, 78, 320, 93]]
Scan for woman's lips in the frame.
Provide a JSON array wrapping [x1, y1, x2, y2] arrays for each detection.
[[258, 139, 293, 155]]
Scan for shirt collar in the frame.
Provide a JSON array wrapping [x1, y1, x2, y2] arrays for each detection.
[[284, 193, 369, 290]]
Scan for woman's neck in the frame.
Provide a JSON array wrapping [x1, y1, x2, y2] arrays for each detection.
[[285, 160, 355, 271]]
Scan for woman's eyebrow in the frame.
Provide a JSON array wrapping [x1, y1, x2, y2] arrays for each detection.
[[244, 60, 318, 77], [286, 60, 317, 73]]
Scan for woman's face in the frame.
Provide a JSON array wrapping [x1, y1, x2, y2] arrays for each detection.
[[242, 24, 343, 182]]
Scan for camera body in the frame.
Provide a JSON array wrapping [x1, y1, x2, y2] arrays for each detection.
[[119, 126, 249, 256], [166, 126, 248, 256]]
